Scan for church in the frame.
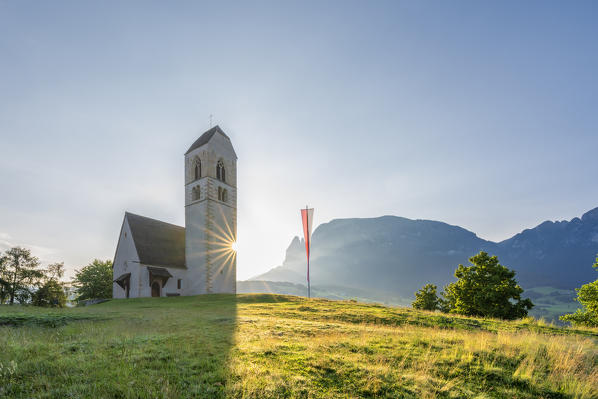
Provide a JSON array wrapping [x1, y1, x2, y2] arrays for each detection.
[[112, 126, 237, 298]]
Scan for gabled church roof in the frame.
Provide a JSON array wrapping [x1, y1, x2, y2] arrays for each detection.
[[125, 212, 186, 269], [185, 125, 231, 155]]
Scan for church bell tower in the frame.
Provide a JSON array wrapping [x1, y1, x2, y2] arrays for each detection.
[[184, 125, 237, 294]]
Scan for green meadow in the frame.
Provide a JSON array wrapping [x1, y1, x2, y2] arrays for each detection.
[[1, 294, 597, 398]]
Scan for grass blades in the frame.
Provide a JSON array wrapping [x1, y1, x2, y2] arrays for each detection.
[[0, 294, 597, 398]]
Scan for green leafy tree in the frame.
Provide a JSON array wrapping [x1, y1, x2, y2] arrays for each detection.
[[0, 277, 8, 304], [46, 262, 65, 281], [560, 255, 598, 327], [0, 247, 45, 304], [32, 262, 67, 307], [0, 256, 8, 304], [72, 259, 113, 302], [440, 251, 533, 320], [32, 280, 67, 307], [412, 284, 440, 311]]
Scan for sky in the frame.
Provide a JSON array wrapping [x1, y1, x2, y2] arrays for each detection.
[[1, 1, 597, 280]]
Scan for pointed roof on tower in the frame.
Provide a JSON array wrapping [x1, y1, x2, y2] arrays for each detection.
[[185, 125, 231, 155]]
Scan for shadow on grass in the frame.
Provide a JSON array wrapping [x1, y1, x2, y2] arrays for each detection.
[[0, 312, 101, 327], [0, 294, 238, 399]]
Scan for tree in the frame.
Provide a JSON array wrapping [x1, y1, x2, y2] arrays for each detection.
[[0, 277, 8, 304], [560, 255, 598, 327], [72, 259, 113, 302], [0, 247, 45, 304], [46, 262, 65, 281], [32, 280, 67, 307], [412, 284, 440, 311], [440, 251, 533, 320], [0, 256, 8, 304], [32, 262, 67, 308]]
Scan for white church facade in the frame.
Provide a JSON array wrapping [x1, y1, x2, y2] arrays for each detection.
[[112, 126, 237, 298]]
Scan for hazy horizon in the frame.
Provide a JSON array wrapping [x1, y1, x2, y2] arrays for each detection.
[[1, 1, 597, 280]]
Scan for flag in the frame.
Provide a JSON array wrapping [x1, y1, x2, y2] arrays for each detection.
[[301, 207, 314, 297]]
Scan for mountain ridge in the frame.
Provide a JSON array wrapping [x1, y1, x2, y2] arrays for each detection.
[[252, 207, 598, 296]]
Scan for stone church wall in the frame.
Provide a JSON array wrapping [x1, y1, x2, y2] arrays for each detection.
[[112, 218, 141, 298], [138, 265, 187, 297]]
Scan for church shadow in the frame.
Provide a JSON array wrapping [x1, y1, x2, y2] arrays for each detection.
[[106, 294, 238, 399], [168, 293, 238, 399]]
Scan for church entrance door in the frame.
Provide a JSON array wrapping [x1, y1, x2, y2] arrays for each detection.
[[151, 281, 161, 297]]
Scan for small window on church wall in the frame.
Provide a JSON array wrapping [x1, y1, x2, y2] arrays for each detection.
[[193, 158, 201, 180], [217, 160, 225, 182], [218, 186, 222, 201], [177, 279, 181, 289], [192, 186, 201, 201], [222, 189, 228, 203]]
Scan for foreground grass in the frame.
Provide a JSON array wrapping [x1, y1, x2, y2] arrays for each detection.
[[1, 295, 597, 398]]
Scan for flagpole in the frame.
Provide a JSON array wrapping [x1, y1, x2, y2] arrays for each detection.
[[306, 205, 311, 299], [301, 206, 313, 300]]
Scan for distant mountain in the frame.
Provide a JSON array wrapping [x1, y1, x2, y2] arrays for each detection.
[[496, 207, 598, 288], [251, 207, 598, 299]]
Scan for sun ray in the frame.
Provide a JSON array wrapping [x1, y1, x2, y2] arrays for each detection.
[[210, 248, 235, 264], [209, 220, 235, 245], [199, 226, 232, 245], [215, 203, 235, 241], [212, 252, 235, 279]]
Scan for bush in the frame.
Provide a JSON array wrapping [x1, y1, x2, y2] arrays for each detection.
[[412, 252, 534, 320], [72, 259, 113, 302], [440, 252, 533, 320], [32, 280, 66, 308], [561, 255, 598, 327], [412, 284, 439, 311]]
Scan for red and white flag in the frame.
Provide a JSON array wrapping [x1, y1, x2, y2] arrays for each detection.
[[301, 207, 314, 297]]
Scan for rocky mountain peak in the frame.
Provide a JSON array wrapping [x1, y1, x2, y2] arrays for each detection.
[[582, 207, 598, 222]]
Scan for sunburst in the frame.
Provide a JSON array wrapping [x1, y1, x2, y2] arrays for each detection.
[[192, 204, 237, 281]]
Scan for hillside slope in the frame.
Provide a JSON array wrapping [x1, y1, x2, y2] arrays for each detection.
[[253, 207, 598, 296], [254, 216, 494, 293], [1, 295, 597, 398], [497, 207, 598, 288]]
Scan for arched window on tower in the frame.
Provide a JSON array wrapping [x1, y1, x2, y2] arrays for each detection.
[[217, 187, 228, 202], [216, 160, 225, 182], [192, 186, 201, 201], [193, 158, 201, 181]]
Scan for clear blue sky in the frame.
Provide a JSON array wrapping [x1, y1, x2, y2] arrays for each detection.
[[1, 1, 597, 279]]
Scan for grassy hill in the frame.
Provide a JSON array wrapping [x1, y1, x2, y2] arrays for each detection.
[[237, 280, 412, 306], [1, 294, 597, 398], [238, 281, 580, 323]]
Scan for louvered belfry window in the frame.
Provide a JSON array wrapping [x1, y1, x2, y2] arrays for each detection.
[[216, 160, 225, 182], [194, 158, 201, 180]]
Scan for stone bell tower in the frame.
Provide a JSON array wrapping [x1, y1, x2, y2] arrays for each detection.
[[184, 125, 237, 295]]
